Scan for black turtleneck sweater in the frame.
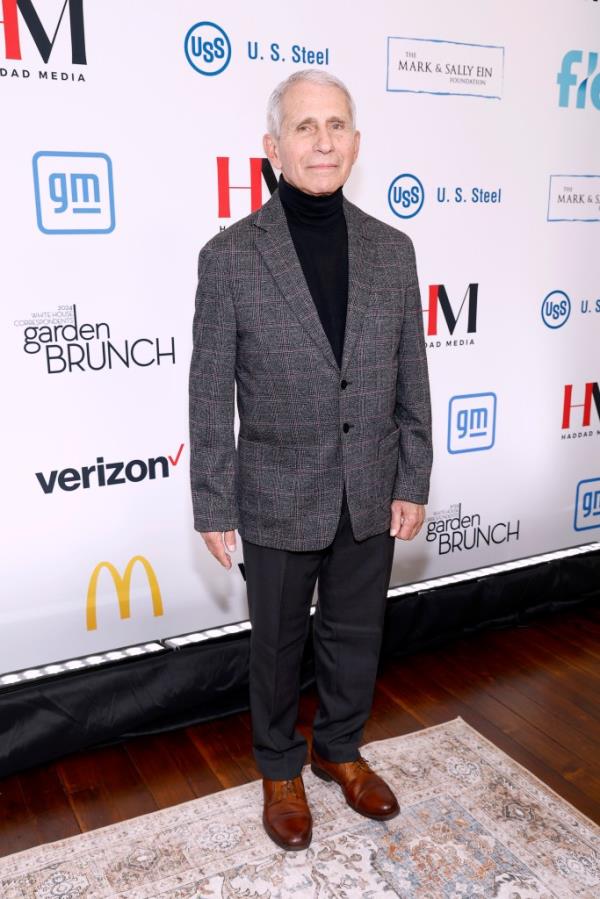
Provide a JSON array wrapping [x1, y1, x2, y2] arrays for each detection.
[[278, 173, 348, 370]]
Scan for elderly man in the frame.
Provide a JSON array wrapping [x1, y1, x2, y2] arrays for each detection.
[[189, 69, 433, 851]]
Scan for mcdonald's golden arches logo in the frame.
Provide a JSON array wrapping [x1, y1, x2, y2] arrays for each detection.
[[86, 555, 164, 631]]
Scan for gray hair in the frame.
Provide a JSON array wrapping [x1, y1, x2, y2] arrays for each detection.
[[266, 69, 357, 139]]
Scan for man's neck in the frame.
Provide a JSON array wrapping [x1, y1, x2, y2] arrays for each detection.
[[278, 173, 344, 225]]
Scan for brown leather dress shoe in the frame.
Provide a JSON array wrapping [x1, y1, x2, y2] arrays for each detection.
[[310, 748, 400, 820], [262, 775, 312, 851]]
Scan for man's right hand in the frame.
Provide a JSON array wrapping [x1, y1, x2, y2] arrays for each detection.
[[200, 530, 237, 569]]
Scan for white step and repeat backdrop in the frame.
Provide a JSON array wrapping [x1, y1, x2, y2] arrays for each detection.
[[1, 0, 598, 675]]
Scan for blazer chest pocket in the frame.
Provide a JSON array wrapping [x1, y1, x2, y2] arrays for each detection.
[[368, 292, 404, 349], [368, 289, 404, 316]]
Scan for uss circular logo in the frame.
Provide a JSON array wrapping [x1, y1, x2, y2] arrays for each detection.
[[541, 290, 571, 329], [184, 22, 231, 76], [388, 173, 425, 219]]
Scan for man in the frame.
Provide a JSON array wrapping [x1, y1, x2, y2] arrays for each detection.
[[189, 69, 433, 851]]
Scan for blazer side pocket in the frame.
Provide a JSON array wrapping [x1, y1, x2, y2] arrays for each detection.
[[236, 435, 297, 519]]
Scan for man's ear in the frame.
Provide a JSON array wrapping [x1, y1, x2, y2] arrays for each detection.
[[352, 129, 361, 163], [263, 132, 281, 169]]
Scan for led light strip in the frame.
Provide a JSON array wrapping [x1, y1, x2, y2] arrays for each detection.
[[388, 541, 600, 597], [0, 643, 165, 689], [165, 620, 252, 648], [1, 542, 598, 691]]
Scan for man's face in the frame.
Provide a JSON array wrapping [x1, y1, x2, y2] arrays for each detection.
[[263, 81, 360, 196]]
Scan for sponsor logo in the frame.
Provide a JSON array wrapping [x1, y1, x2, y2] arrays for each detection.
[[386, 36, 504, 99], [562, 382, 600, 440], [246, 40, 330, 66], [424, 283, 478, 349], [557, 51, 600, 109], [35, 445, 184, 494], [33, 151, 115, 234], [86, 556, 164, 631], [184, 21, 330, 75], [448, 392, 497, 453], [216, 156, 278, 219], [426, 501, 520, 554], [436, 184, 501, 205], [574, 478, 600, 531], [388, 173, 424, 219], [547, 174, 600, 222], [387, 174, 503, 217], [0, 0, 87, 83], [541, 289, 600, 326], [184, 21, 231, 76], [16, 304, 176, 374], [541, 290, 571, 328]]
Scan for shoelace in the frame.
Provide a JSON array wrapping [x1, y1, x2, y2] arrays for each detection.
[[280, 779, 302, 798]]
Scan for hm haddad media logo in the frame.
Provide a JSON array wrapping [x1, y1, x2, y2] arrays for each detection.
[[184, 20, 330, 76], [561, 381, 600, 440], [15, 304, 176, 374], [426, 501, 520, 554], [424, 282, 478, 349], [386, 36, 504, 99], [1, 0, 87, 83], [215, 155, 278, 221]]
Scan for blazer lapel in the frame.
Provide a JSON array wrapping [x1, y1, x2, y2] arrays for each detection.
[[253, 188, 377, 376], [340, 196, 378, 376]]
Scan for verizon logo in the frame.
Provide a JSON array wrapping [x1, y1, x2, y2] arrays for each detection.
[[36, 444, 184, 493]]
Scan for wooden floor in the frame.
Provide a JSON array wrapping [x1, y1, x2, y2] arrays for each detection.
[[1, 602, 599, 858]]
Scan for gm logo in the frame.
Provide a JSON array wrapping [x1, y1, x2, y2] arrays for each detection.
[[557, 51, 600, 109], [541, 290, 571, 329], [86, 555, 164, 631], [33, 151, 115, 234], [184, 21, 231, 76], [574, 478, 600, 531], [448, 392, 497, 453], [388, 173, 424, 218]]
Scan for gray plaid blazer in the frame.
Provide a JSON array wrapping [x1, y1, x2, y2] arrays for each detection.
[[189, 188, 433, 551]]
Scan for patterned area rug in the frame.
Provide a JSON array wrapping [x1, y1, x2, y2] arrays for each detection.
[[1, 718, 598, 898]]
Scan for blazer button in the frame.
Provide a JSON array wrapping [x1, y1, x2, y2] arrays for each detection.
[[340, 379, 348, 389], [343, 422, 350, 433]]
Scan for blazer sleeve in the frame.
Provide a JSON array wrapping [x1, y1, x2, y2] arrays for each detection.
[[188, 243, 239, 533], [392, 236, 433, 505]]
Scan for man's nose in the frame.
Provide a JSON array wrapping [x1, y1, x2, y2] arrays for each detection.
[[313, 127, 333, 152]]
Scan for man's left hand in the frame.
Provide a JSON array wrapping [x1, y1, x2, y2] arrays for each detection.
[[389, 500, 425, 540]]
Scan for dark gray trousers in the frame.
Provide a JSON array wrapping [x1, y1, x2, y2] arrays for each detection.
[[241, 484, 396, 780]]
